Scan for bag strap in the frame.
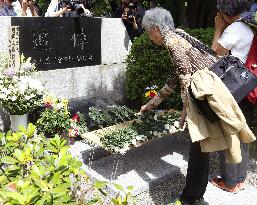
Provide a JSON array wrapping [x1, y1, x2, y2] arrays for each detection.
[[174, 29, 217, 56]]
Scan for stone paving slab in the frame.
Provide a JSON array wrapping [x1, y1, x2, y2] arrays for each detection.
[[203, 183, 257, 205]]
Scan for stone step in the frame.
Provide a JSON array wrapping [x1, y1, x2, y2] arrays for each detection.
[[70, 133, 191, 196]]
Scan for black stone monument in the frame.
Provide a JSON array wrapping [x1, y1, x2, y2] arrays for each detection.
[[11, 17, 102, 71]]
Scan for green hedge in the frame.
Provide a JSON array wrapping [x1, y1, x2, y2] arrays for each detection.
[[125, 28, 215, 110]]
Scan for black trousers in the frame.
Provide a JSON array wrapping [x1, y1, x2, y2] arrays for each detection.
[[180, 141, 209, 204]]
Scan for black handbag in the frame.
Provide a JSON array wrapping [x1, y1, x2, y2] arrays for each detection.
[[210, 55, 257, 103], [189, 55, 257, 122]]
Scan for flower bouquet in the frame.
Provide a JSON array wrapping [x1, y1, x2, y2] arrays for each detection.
[[144, 85, 158, 99], [0, 54, 44, 115]]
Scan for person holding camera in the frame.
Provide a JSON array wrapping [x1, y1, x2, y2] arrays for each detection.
[[45, 0, 92, 17], [121, 1, 144, 42], [12, 0, 38, 16], [0, 0, 17, 16]]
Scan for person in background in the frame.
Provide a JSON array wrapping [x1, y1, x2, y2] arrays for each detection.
[[12, 0, 38, 16], [0, 0, 17, 16], [121, 0, 144, 41], [211, 0, 254, 193], [45, 0, 92, 17]]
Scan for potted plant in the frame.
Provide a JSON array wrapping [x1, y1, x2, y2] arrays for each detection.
[[0, 54, 44, 131], [37, 95, 88, 143]]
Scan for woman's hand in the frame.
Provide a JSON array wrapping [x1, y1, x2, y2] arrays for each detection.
[[140, 104, 154, 113], [215, 12, 228, 32], [179, 106, 187, 129]]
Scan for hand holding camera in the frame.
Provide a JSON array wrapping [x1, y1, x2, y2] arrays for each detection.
[[61, 0, 86, 16], [21, 0, 37, 16], [122, 2, 138, 29]]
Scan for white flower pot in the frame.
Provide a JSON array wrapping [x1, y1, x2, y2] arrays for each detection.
[[10, 114, 28, 132]]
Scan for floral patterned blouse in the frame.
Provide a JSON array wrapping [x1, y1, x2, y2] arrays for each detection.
[[147, 29, 217, 108]]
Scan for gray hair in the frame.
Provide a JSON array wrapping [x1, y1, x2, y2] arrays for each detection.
[[142, 7, 175, 36]]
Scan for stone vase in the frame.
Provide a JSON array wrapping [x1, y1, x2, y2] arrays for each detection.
[[10, 114, 28, 132]]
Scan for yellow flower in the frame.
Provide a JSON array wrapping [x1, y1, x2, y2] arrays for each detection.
[[145, 90, 157, 98]]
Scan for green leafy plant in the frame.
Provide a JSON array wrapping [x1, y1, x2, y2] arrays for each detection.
[[36, 96, 71, 137], [0, 124, 135, 205], [0, 54, 44, 115], [0, 124, 84, 204], [89, 105, 136, 129]]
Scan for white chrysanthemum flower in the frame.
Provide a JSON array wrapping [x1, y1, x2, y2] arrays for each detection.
[[154, 115, 158, 121], [0, 94, 6, 99], [164, 124, 170, 130], [131, 139, 137, 145], [163, 130, 168, 135], [157, 133, 162, 138], [29, 79, 43, 92], [55, 103, 64, 110], [124, 143, 130, 149], [11, 96, 17, 101], [114, 147, 120, 153], [2, 88, 8, 94], [174, 121, 180, 128], [136, 135, 142, 141], [25, 95, 31, 100], [169, 126, 176, 134], [21, 62, 33, 72], [119, 148, 128, 155], [153, 131, 158, 136]]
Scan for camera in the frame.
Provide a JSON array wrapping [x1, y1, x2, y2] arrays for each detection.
[[62, 0, 85, 16], [127, 2, 136, 23]]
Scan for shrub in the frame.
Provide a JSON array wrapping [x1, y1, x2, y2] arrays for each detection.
[[0, 124, 135, 204], [125, 28, 215, 110], [0, 124, 84, 204], [182, 27, 215, 47]]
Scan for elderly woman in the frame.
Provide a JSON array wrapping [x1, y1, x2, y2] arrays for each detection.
[[140, 8, 216, 204], [211, 0, 254, 194]]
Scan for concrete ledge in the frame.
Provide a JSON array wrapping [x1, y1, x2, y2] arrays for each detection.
[[37, 63, 127, 100], [0, 17, 11, 53], [101, 18, 131, 64]]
